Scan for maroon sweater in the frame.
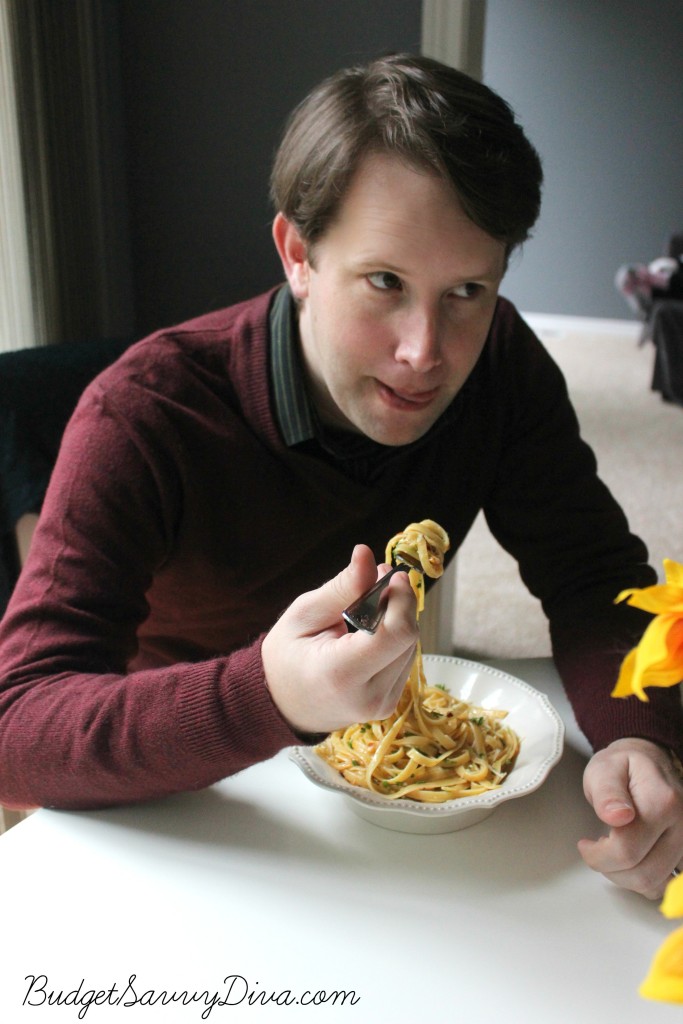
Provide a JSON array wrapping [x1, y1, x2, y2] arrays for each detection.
[[0, 289, 680, 809]]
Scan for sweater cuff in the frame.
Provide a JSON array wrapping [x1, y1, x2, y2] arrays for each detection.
[[177, 634, 303, 774], [553, 637, 683, 763]]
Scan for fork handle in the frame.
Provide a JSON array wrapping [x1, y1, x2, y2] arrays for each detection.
[[342, 564, 412, 634]]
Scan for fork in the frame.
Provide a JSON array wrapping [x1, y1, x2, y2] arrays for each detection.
[[342, 553, 424, 634]]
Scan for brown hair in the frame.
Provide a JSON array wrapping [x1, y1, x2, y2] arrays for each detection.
[[270, 53, 542, 253]]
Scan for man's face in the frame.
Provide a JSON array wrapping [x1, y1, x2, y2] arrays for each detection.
[[276, 152, 507, 447]]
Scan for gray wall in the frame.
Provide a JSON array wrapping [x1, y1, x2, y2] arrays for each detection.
[[117, 0, 422, 336], [483, 0, 683, 318]]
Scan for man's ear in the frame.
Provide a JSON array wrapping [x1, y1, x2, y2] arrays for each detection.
[[272, 213, 310, 300]]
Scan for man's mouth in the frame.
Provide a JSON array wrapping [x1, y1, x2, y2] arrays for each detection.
[[377, 381, 440, 410]]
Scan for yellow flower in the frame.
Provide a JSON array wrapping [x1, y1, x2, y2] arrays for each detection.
[[612, 559, 683, 702], [639, 876, 683, 1003], [616, 563, 683, 1004], [661, 873, 683, 919], [639, 925, 683, 1003]]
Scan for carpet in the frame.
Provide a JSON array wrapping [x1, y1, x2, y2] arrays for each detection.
[[451, 317, 683, 659]]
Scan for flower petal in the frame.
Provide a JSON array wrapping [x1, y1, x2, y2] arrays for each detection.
[[611, 647, 648, 701], [639, 926, 683, 1003], [635, 615, 683, 677], [616, 561, 683, 614], [612, 616, 683, 700], [662, 874, 683, 920], [616, 583, 683, 615], [664, 559, 683, 590]]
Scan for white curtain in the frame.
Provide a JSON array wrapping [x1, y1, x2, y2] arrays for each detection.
[[0, 0, 35, 352], [0, 0, 132, 351], [421, 0, 486, 79]]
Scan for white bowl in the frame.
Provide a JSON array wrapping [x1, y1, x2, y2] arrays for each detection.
[[290, 655, 564, 834]]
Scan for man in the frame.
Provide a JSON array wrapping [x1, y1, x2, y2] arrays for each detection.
[[0, 54, 681, 898]]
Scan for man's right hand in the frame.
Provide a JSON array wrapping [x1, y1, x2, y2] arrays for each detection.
[[261, 544, 418, 735]]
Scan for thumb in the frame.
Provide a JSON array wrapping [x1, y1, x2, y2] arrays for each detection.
[[584, 765, 636, 828], [296, 544, 380, 631], [330, 543, 380, 605]]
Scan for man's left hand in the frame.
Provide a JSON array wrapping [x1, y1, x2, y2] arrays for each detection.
[[578, 737, 683, 898]]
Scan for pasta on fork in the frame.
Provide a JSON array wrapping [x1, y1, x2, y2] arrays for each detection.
[[316, 519, 520, 802]]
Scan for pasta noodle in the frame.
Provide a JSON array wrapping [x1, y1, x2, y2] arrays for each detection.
[[317, 519, 521, 802]]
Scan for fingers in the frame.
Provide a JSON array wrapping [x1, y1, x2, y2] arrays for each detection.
[[291, 546, 418, 668], [578, 829, 679, 901], [578, 825, 656, 882], [356, 624, 418, 721], [315, 569, 418, 712], [262, 546, 418, 735], [579, 740, 683, 898]]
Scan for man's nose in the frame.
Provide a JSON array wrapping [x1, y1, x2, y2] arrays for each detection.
[[394, 308, 443, 371]]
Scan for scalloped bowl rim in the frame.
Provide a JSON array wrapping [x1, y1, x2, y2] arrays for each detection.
[[290, 655, 564, 820]]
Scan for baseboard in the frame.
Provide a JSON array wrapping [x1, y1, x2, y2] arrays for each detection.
[[522, 311, 641, 342]]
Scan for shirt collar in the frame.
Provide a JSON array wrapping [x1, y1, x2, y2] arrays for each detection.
[[269, 284, 316, 446]]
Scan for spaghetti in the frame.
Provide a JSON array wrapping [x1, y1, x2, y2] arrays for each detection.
[[317, 519, 520, 802]]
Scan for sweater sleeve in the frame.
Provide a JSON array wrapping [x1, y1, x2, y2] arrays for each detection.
[[482, 310, 683, 760], [0, 378, 301, 811]]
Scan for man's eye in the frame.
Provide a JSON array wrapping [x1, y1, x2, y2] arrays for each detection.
[[453, 282, 482, 299], [368, 271, 402, 291]]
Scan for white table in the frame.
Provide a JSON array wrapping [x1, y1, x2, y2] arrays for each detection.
[[0, 658, 680, 1023]]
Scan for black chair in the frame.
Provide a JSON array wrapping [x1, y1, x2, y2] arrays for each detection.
[[0, 337, 131, 614], [645, 233, 683, 405], [651, 300, 683, 407]]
